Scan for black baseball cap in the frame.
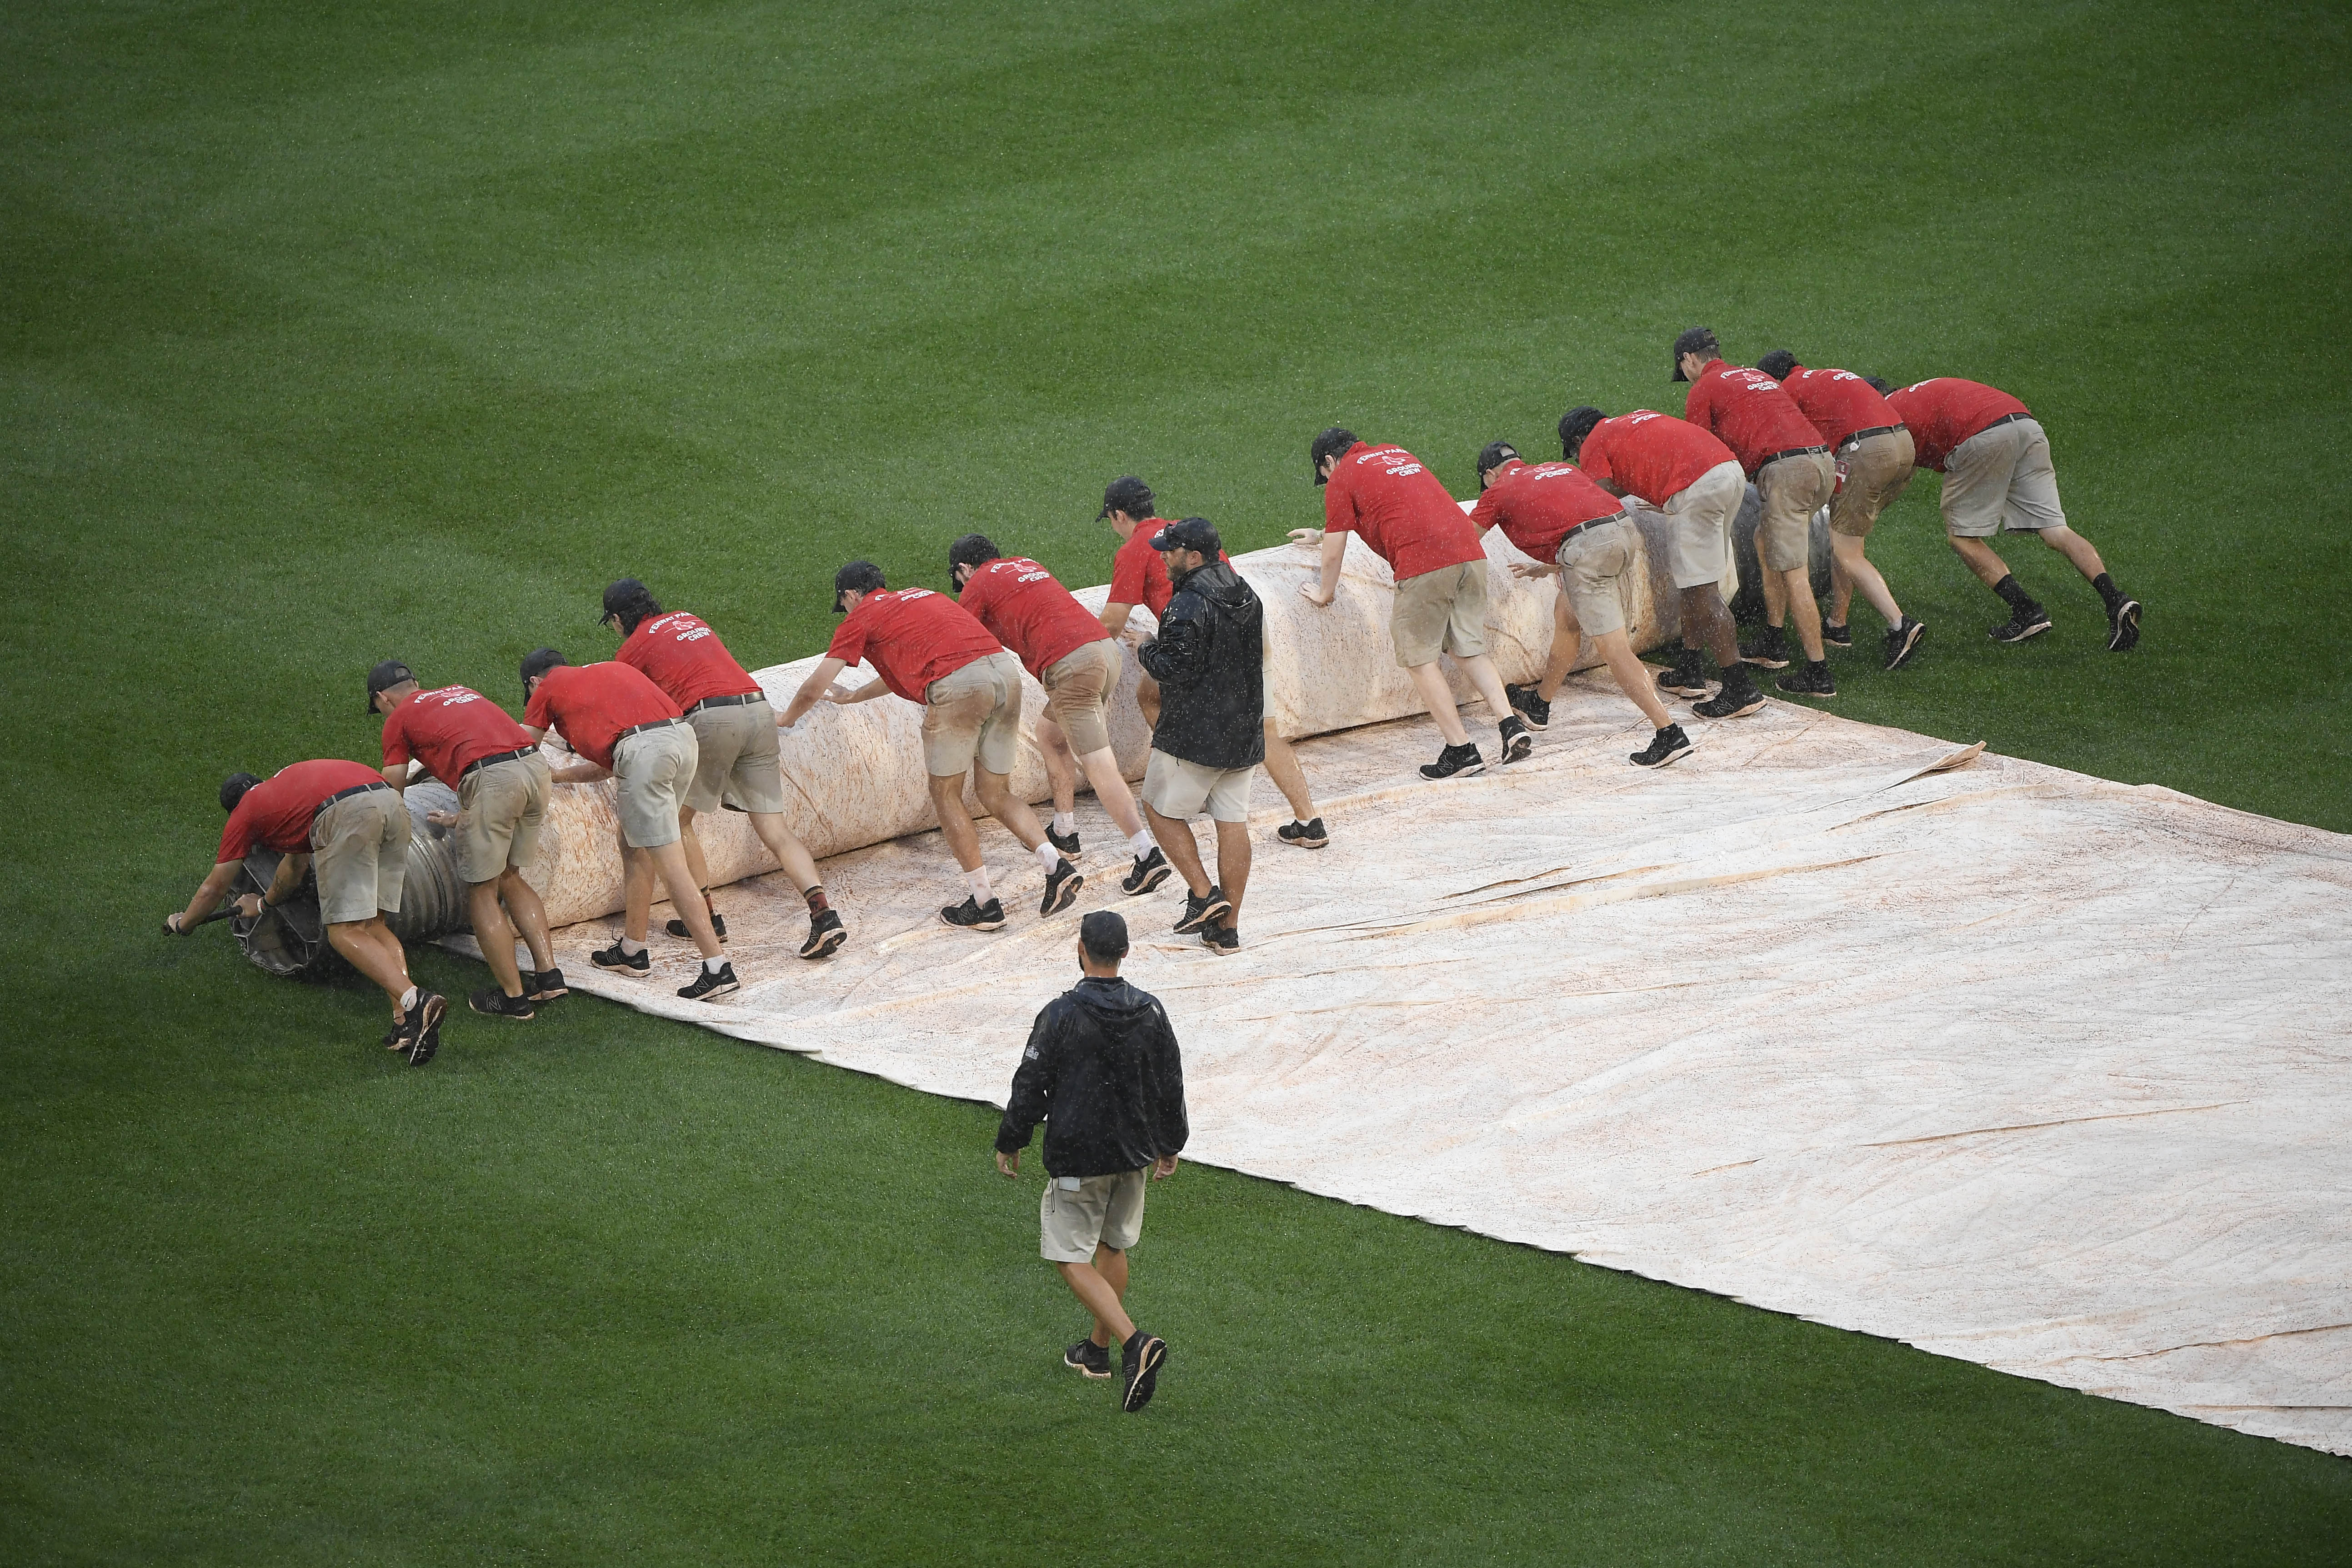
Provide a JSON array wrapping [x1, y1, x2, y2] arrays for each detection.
[[1080, 909, 1129, 961], [1558, 405, 1606, 459], [1310, 426, 1356, 485], [833, 559, 886, 613], [1476, 440, 1521, 479], [220, 771, 261, 814], [1099, 476, 1154, 520], [1671, 326, 1720, 380], [601, 577, 656, 628], [365, 659, 415, 715], [520, 648, 567, 698], [1151, 516, 1221, 556], [1754, 349, 1798, 381]]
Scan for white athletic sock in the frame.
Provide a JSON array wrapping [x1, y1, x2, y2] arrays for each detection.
[[400, 986, 419, 1012], [1129, 830, 1157, 858], [703, 956, 726, 974], [963, 866, 994, 902], [1035, 841, 1063, 873], [620, 936, 646, 957], [1052, 812, 1076, 836]]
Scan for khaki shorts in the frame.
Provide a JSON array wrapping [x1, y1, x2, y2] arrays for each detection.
[[611, 720, 697, 849], [1941, 416, 2064, 538], [1662, 459, 1746, 589], [1040, 1168, 1148, 1263], [922, 650, 1024, 778], [1143, 748, 1253, 824], [1390, 559, 1490, 668], [1040, 639, 1120, 758], [453, 753, 549, 884], [1829, 428, 1917, 537], [1554, 515, 1635, 638], [685, 696, 783, 815], [310, 785, 408, 925], [1755, 450, 1835, 571]]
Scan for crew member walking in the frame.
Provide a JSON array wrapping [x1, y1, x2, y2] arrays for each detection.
[[1471, 443, 1692, 767], [603, 579, 846, 961], [1558, 404, 1767, 718], [520, 649, 738, 1001], [1672, 328, 1838, 697], [1303, 429, 1534, 779], [1881, 376, 2143, 650], [776, 562, 1082, 931], [1136, 519, 1261, 954], [366, 660, 563, 1019], [166, 760, 445, 1064], [995, 909, 1183, 1415], [948, 536, 1172, 898], [1751, 352, 1926, 669]]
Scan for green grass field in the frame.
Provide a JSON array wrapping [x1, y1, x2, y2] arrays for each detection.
[[6, 1, 2350, 1561]]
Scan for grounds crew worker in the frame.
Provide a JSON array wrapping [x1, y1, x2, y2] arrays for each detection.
[[1303, 428, 1534, 779], [1557, 404, 1767, 720], [521, 649, 738, 1001], [1752, 352, 1926, 670], [602, 579, 847, 962], [1471, 444, 1693, 768], [948, 535, 1173, 899], [1136, 519, 1261, 954], [1881, 375, 2143, 651], [168, 759, 445, 1066], [367, 660, 563, 1021], [996, 909, 1183, 1414], [1673, 328, 1838, 698], [777, 561, 1083, 931], [1098, 476, 1328, 850]]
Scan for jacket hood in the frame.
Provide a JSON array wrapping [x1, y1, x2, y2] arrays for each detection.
[[1176, 560, 1255, 610], [1069, 975, 1160, 1028]]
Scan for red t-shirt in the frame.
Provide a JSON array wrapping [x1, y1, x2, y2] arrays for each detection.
[[1573, 412, 1737, 505], [217, 759, 385, 863], [1883, 379, 2033, 471], [616, 611, 761, 710], [826, 587, 1003, 702], [380, 685, 535, 788], [1468, 459, 1627, 559], [1107, 520, 1229, 620], [1680, 360, 1826, 474], [956, 558, 1107, 678], [522, 661, 682, 770], [1777, 365, 1902, 449], [1322, 442, 1486, 582]]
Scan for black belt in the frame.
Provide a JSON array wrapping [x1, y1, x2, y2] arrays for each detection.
[[1556, 511, 1630, 550], [686, 692, 763, 714], [1837, 424, 1905, 449], [1973, 411, 2032, 435], [460, 746, 537, 779], [1759, 444, 1830, 468], [616, 716, 686, 742], [318, 780, 394, 811]]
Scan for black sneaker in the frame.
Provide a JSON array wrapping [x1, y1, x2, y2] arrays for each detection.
[[1420, 741, 1485, 780], [1822, 621, 1853, 649], [664, 910, 726, 942], [1276, 817, 1329, 849], [1496, 716, 1534, 764], [1122, 847, 1173, 895], [800, 907, 846, 960], [470, 986, 534, 1020], [677, 962, 740, 1002], [406, 991, 446, 1067], [1040, 857, 1085, 918], [1504, 683, 1551, 729], [591, 941, 651, 978], [1173, 885, 1231, 934], [1121, 1331, 1166, 1413], [1739, 624, 1792, 669], [1065, 1338, 1112, 1379], [2107, 597, 2141, 653], [1777, 661, 1837, 698], [1046, 823, 1081, 856], [940, 896, 1006, 931], [1201, 923, 1239, 955], [1884, 616, 1926, 671], [1656, 657, 1714, 699], [527, 968, 568, 1002], [1693, 672, 1767, 719], [1989, 605, 2052, 643], [1631, 724, 1693, 768]]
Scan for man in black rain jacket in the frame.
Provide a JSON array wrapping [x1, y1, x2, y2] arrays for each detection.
[[996, 911, 1186, 1413]]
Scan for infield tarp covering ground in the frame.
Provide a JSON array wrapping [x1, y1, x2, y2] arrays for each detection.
[[460, 683, 2352, 1457]]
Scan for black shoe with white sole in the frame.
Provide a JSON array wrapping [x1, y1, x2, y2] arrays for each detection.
[[1040, 857, 1085, 918], [1989, 605, 2052, 643], [1276, 817, 1330, 849], [1504, 683, 1551, 729], [1065, 1338, 1112, 1379], [1420, 741, 1485, 780], [1046, 823, 1081, 856], [1693, 671, 1767, 719], [2107, 597, 2141, 652], [1777, 661, 1837, 698], [1173, 886, 1231, 935], [1884, 616, 1926, 671], [1496, 716, 1534, 764], [1123, 847, 1173, 895], [800, 908, 846, 960], [406, 991, 446, 1066], [1822, 621, 1853, 649], [1656, 655, 1714, 699], [1201, 923, 1238, 956], [470, 986, 534, 1020], [1739, 624, 1792, 669], [1631, 724, 1693, 768], [677, 962, 740, 1002], [664, 910, 726, 942], [527, 968, 568, 1002], [591, 942, 651, 977], [1121, 1331, 1166, 1413], [940, 896, 1006, 931]]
